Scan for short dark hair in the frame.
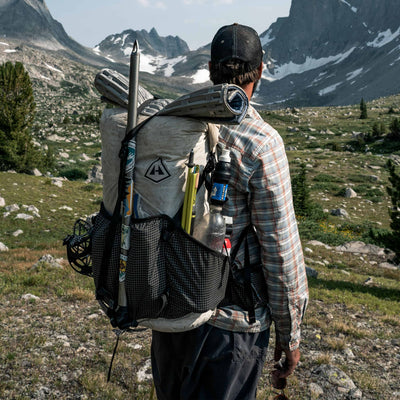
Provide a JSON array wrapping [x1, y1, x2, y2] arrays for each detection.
[[209, 59, 261, 86]]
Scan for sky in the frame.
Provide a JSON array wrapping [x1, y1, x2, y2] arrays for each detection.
[[45, 0, 292, 51]]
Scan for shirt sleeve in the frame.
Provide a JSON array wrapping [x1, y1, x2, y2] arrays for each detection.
[[249, 127, 308, 351]]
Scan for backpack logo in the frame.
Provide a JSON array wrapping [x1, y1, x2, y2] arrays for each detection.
[[145, 157, 171, 183]]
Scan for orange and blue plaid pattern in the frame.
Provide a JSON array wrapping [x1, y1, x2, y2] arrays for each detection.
[[208, 106, 309, 352]]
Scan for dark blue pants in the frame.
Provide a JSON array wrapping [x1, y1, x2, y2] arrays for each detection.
[[151, 324, 270, 400]]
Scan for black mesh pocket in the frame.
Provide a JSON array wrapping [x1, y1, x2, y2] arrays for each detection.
[[223, 264, 269, 311], [125, 215, 229, 321], [91, 206, 122, 310]]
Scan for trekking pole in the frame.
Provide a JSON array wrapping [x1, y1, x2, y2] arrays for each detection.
[[117, 40, 140, 328], [127, 40, 139, 132]]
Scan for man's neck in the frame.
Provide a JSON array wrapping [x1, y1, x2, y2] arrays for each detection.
[[240, 82, 255, 101]]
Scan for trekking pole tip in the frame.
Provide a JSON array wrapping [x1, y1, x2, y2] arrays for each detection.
[[133, 40, 139, 53]]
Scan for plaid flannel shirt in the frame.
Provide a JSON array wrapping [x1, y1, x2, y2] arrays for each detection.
[[207, 106, 309, 351]]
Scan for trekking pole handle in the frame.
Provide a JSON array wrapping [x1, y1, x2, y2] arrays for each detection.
[[127, 40, 139, 133]]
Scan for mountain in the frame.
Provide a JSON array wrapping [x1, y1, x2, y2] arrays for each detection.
[[258, 0, 400, 106], [1, 0, 400, 107], [0, 0, 203, 98], [94, 28, 211, 88], [92, 0, 400, 107], [96, 28, 189, 61], [0, 0, 109, 66]]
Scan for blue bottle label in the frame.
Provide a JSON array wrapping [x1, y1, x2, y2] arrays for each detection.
[[211, 182, 228, 202]]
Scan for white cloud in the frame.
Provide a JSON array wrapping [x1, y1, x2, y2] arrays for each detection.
[[183, 0, 233, 5], [137, 0, 166, 8]]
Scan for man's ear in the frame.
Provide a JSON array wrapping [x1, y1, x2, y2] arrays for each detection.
[[257, 62, 263, 79], [208, 61, 212, 71]]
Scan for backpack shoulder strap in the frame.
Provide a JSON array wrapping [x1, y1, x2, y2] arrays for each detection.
[[207, 123, 219, 152]]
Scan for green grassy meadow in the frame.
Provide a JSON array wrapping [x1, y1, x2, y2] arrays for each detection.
[[0, 89, 400, 398]]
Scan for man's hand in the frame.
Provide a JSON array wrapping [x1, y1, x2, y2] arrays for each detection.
[[272, 345, 300, 379]]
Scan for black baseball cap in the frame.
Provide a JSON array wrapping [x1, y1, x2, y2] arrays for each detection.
[[211, 23, 263, 70]]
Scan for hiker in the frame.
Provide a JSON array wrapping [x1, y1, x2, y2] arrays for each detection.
[[150, 23, 309, 399]]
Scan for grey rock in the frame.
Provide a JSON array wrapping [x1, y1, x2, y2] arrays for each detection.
[[15, 213, 34, 220], [307, 240, 332, 250], [306, 266, 318, 278], [309, 382, 324, 397], [313, 364, 358, 398], [0, 196, 5, 207], [22, 293, 40, 301], [5, 204, 19, 212], [378, 262, 398, 270], [343, 348, 355, 359], [87, 164, 103, 184], [33, 254, 63, 269], [348, 388, 363, 399], [335, 241, 385, 256], [330, 208, 349, 218], [51, 178, 64, 188], [0, 242, 9, 252], [31, 168, 42, 176], [23, 205, 40, 214], [344, 188, 357, 198]]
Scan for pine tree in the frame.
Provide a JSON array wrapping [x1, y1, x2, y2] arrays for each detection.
[[359, 98, 368, 119], [386, 160, 400, 261], [388, 117, 400, 140], [291, 163, 311, 217], [372, 122, 380, 138], [0, 61, 42, 172]]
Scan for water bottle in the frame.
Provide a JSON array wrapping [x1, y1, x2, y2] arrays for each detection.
[[193, 148, 231, 252], [210, 148, 231, 205], [192, 204, 226, 252]]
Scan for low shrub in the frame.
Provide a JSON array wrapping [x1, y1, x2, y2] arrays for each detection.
[[60, 168, 87, 181]]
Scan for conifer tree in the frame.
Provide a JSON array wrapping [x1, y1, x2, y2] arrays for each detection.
[[291, 163, 311, 217], [0, 61, 42, 172], [386, 160, 400, 261], [359, 98, 368, 119], [388, 117, 400, 140]]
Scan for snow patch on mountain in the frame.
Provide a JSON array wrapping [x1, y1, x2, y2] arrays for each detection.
[[263, 48, 356, 81], [45, 63, 62, 73], [339, 0, 357, 13], [367, 27, 400, 48], [319, 82, 343, 96], [139, 53, 187, 76], [260, 30, 274, 47], [190, 68, 210, 84], [346, 68, 363, 80], [0, 40, 14, 53]]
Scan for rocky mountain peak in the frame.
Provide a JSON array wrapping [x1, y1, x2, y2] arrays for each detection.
[[0, 0, 116, 67], [0, 0, 65, 49], [96, 27, 190, 61], [258, 0, 400, 107]]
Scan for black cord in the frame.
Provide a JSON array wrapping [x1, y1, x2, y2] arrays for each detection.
[[107, 329, 124, 382]]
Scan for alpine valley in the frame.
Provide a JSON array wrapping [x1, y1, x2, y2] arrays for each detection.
[[1, 2, 400, 399], [1, 0, 400, 107]]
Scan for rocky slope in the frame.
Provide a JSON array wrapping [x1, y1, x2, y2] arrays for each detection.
[[2, 0, 400, 107], [259, 0, 400, 107]]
